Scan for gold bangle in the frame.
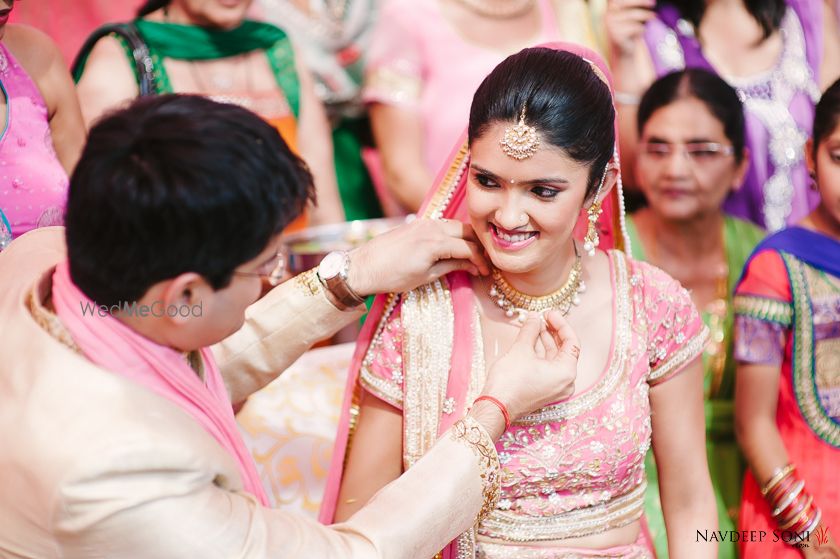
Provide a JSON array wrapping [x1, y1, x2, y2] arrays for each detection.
[[762, 464, 796, 496], [451, 416, 501, 524]]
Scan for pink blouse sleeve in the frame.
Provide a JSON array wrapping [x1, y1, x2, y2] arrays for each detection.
[[359, 298, 405, 409], [361, 0, 423, 110], [636, 261, 710, 386]]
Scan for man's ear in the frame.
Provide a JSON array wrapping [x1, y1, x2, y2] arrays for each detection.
[[159, 272, 207, 325]]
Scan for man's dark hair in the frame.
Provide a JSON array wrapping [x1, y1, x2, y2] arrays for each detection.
[[65, 94, 315, 306]]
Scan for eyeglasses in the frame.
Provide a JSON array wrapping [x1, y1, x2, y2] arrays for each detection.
[[233, 252, 286, 286], [640, 141, 735, 164]]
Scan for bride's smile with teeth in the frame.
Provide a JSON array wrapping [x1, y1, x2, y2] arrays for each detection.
[[490, 223, 538, 248]]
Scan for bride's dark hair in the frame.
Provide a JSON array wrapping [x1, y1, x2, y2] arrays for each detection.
[[468, 47, 615, 200]]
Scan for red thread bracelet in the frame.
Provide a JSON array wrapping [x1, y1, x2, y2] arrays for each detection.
[[474, 395, 511, 430]]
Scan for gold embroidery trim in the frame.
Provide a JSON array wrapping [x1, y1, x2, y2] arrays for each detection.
[[648, 326, 710, 385], [733, 294, 793, 326], [476, 540, 654, 559], [402, 280, 455, 469], [27, 288, 81, 354], [364, 66, 422, 105], [359, 294, 403, 407], [359, 364, 404, 408], [451, 416, 501, 526], [420, 141, 470, 220], [295, 268, 324, 297], [785, 255, 840, 448], [478, 482, 646, 542]]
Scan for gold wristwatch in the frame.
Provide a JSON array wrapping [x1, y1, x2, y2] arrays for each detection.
[[317, 251, 366, 310]]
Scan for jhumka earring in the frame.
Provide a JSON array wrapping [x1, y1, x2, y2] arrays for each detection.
[[583, 167, 608, 256], [500, 105, 539, 160]]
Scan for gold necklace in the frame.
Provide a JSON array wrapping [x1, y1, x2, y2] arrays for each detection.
[[452, 0, 536, 19], [488, 246, 585, 322]]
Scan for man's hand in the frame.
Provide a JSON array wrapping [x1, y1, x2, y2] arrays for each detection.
[[346, 218, 490, 297], [470, 311, 579, 439]]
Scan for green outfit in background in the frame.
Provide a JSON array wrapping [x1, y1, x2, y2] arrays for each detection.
[[626, 214, 764, 559], [256, 0, 383, 221], [333, 117, 381, 221]]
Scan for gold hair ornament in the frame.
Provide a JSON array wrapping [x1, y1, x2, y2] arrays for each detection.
[[500, 106, 540, 160]]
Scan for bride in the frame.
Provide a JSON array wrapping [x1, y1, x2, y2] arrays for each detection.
[[322, 43, 717, 558]]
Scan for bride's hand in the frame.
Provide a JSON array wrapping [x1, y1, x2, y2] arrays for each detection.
[[476, 311, 579, 430]]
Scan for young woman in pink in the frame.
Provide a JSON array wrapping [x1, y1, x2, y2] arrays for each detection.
[[323, 44, 717, 559]]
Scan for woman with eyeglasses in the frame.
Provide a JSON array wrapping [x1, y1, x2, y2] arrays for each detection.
[[625, 68, 764, 559]]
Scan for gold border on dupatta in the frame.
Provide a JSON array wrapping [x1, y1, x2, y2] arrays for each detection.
[[732, 294, 793, 326], [783, 254, 840, 448], [420, 141, 470, 220]]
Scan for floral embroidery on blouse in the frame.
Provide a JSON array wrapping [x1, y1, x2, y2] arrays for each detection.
[[360, 297, 406, 408]]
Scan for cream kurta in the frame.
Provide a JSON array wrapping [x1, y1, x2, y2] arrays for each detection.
[[0, 227, 498, 559]]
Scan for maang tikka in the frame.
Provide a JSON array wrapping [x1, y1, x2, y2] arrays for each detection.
[[583, 167, 608, 256], [500, 106, 540, 160]]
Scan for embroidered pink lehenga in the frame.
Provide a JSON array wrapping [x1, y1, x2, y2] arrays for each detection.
[[321, 44, 709, 559]]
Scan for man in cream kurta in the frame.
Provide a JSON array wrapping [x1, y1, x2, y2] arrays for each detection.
[[0, 96, 580, 558]]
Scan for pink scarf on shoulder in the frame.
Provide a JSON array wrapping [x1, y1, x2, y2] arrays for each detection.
[[51, 260, 269, 506]]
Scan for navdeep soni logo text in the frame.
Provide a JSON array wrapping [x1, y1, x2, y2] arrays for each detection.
[[697, 529, 816, 547], [80, 300, 203, 319]]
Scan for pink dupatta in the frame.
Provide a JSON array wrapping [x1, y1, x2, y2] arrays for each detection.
[[320, 43, 628, 557], [51, 261, 270, 506]]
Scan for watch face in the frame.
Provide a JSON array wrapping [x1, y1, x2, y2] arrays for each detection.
[[319, 251, 345, 279]]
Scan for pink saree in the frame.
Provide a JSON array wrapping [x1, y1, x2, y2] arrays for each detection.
[[321, 43, 705, 559]]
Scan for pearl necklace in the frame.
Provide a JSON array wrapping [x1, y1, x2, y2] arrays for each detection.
[[488, 250, 585, 323], [452, 0, 536, 19]]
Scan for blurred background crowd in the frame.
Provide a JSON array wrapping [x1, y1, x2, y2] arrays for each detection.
[[3, 1, 840, 558]]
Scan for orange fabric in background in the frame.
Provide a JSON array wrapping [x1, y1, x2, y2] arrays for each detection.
[[268, 115, 308, 233], [10, 0, 144, 66]]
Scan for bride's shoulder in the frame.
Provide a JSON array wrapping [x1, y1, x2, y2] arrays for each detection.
[[614, 251, 692, 306], [618, 251, 676, 285]]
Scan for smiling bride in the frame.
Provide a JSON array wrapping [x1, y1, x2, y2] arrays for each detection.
[[320, 43, 718, 559]]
